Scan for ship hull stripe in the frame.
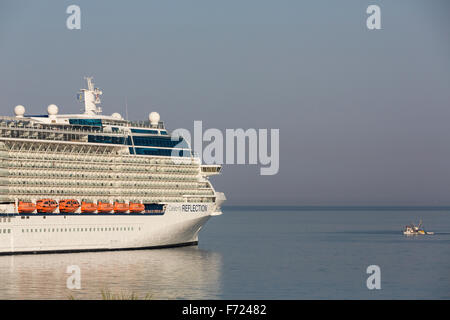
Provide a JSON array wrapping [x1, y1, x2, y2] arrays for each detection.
[[0, 241, 198, 256]]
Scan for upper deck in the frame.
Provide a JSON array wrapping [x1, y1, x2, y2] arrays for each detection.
[[3, 78, 193, 157]]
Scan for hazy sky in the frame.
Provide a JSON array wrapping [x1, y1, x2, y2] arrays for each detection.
[[1, 0, 449, 205]]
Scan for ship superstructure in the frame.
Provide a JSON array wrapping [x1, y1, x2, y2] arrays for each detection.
[[0, 78, 225, 254]]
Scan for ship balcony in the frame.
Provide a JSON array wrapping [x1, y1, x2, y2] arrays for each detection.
[[201, 165, 222, 176]]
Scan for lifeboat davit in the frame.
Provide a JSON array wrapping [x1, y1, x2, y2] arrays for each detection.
[[97, 201, 113, 213], [81, 202, 97, 213], [18, 201, 36, 214], [129, 202, 145, 213], [59, 199, 80, 213], [36, 199, 58, 213], [114, 202, 129, 213]]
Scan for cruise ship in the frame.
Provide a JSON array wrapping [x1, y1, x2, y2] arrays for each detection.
[[0, 77, 225, 254]]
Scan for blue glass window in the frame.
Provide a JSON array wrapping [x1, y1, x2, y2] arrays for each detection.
[[128, 136, 189, 149], [130, 129, 159, 134], [129, 147, 190, 157], [69, 119, 102, 126], [88, 135, 125, 144], [144, 204, 165, 215]]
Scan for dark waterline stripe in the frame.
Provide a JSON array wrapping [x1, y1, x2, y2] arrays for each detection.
[[0, 241, 198, 256]]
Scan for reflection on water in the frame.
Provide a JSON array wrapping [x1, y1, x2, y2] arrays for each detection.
[[0, 246, 222, 300]]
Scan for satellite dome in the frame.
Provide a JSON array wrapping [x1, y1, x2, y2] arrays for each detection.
[[47, 104, 59, 115], [14, 105, 25, 117], [112, 112, 122, 120], [149, 112, 160, 126]]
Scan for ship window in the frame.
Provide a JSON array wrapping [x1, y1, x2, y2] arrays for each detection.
[[128, 136, 189, 149], [8, 229, 10, 233], [130, 129, 158, 134]]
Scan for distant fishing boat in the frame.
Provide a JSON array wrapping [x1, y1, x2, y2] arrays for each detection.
[[403, 220, 434, 235]]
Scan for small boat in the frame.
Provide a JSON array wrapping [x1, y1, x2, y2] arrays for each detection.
[[59, 199, 80, 213], [97, 201, 113, 213], [403, 220, 434, 235], [18, 201, 36, 214], [36, 199, 58, 213], [114, 201, 129, 213], [129, 202, 145, 213], [81, 201, 97, 213]]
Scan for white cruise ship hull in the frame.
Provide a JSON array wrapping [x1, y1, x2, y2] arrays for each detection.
[[0, 203, 220, 255], [0, 78, 226, 255]]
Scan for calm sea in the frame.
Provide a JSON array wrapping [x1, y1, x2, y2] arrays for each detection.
[[0, 207, 449, 299]]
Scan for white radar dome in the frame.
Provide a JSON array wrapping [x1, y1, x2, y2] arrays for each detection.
[[112, 112, 123, 120], [149, 112, 160, 126], [14, 105, 25, 117], [47, 104, 59, 115]]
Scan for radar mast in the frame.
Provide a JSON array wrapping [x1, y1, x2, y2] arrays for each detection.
[[77, 77, 103, 115]]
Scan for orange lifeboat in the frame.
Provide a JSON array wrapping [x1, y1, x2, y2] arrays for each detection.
[[81, 202, 97, 213], [129, 202, 145, 213], [18, 201, 36, 214], [113, 202, 129, 213], [36, 199, 58, 213], [59, 199, 80, 213], [97, 201, 113, 213]]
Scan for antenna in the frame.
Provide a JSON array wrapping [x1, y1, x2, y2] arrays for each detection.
[[125, 97, 129, 120], [85, 76, 94, 91]]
